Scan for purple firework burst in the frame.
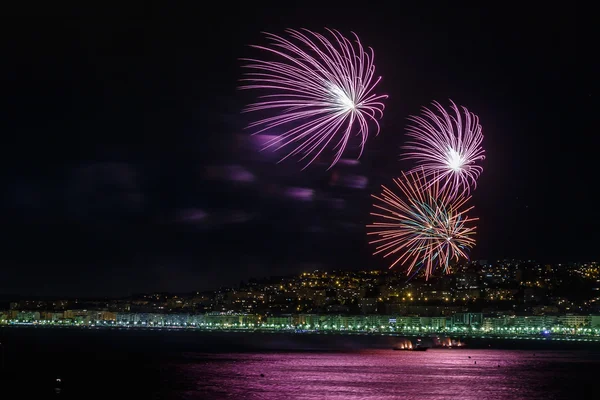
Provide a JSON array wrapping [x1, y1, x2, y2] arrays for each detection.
[[240, 28, 388, 169], [402, 100, 485, 196]]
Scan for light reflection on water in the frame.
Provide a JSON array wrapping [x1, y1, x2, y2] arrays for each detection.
[[171, 349, 597, 399]]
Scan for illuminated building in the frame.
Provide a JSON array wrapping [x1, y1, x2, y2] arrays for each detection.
[[557, 314, 590, 328]]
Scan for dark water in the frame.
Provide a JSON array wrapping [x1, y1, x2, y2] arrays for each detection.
[[1, 328, 597, 399]]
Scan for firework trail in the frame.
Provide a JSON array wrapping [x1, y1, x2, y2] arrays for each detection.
[[367, 170, 478, 279], [402, 100, 485, 196], [240, 28, 387, 169]]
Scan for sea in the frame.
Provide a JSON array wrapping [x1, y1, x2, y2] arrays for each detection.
[[0, 327, 598, 399]]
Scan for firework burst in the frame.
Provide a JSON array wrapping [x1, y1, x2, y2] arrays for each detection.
[[367, 170, 478, 279], [240, 28, 388, 169], [402, 100, 485, 196]]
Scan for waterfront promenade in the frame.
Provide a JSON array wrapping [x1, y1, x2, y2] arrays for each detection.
[[2, 321, 600, 344]]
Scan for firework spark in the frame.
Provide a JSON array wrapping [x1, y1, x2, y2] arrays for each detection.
[[240, 28, 387, 169], [367, 171, 478, 279], [402, 100, 485, 196]]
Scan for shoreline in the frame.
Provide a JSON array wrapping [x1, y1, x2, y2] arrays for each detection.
[[3, 325, 600, 351]]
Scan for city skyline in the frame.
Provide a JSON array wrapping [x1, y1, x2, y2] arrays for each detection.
[[2, 259, 598, 303], [3, 259, 600, 341], [4, 258, 600, 350], [1, 4, 595, 298]]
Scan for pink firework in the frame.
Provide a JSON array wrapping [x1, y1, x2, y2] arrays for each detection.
[[367, 170, 478, 279], [240, 28, 388, 169], [402, 100, 485, 196]]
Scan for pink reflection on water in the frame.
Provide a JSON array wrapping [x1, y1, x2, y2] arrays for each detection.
[[175, 349, 585, 399]]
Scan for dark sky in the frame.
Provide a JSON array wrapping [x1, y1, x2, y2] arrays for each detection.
[[1, 4, 594, 297]]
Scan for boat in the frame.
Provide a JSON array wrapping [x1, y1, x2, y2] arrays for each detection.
[[393, 338, 429, 351], [413, 338, 428, 350], [392, 346, 428, 351]]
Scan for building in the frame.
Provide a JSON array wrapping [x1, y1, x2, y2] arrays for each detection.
[[395, 316, 421, 327], [483, 316, 510, 330], [557, 314, 590, 328], [205, 313, 253, 326], [508, 315, 558, 328], [452, 313, 483, 326], [88, 311, 116, 322], [420, 316, 447, 329], [40, 311, 64, 321], [296, 314, 328, 327], [11, 311, 40, 322], [266, 315, 293, 326]]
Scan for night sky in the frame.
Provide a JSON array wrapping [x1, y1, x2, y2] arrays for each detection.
[[1, 5, 593, 297]]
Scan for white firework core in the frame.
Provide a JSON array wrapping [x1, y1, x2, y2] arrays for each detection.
[[447, 147, 465, 171], [330, 84, 356, 112]]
